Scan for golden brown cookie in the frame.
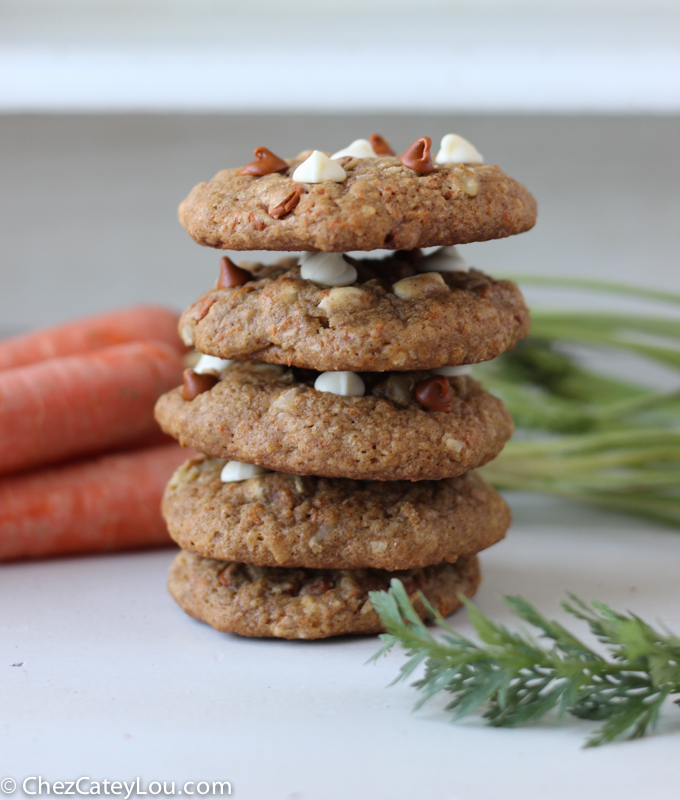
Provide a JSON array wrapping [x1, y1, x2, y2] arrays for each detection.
[[154, 363, 513, 481], [163, 456, 510, 569], [179, 255, 530, 372], [168, 549, 481, 639], [178, 155, 536, 252]]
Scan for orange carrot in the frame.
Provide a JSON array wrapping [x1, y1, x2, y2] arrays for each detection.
[[0, 340, 185, 476], [0, 443, 191, 561], [0, 305, 186, 371]]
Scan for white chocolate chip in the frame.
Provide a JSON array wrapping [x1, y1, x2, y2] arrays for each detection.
[[435, 134, 484, 165], [318, 286, 370, 315], [194, 353, 234, 374], [392, 272, 449, 300], [292, 150, 346, 183], [220, 461, 268, 482], [314, 371, 365, 397], [420, 246, 469, 273], [431, 365, 473, 377], [300, 252, 357, 287], [331, 139, 377, 159]]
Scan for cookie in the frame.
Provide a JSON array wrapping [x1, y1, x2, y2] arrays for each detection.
[[178, 155, 536, 252], [168, 550, 481, 639], [154, 363, 513, 481], [163, 456, 510, 569], [179, 255, 530, 373]]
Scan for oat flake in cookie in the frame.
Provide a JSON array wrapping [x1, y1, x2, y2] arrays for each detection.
[[168, 550, 481, 639], [154, 363, 513, 481], [178, 252, 530, 373]]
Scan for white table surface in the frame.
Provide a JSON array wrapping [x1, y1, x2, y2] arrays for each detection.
[[3, 495, 680, 800]]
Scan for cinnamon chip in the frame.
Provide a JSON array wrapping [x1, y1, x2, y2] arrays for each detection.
[[194, 295, 217, 322], [217, 256, 251, 289], [269, 184, 303, 219], [400, 137, 435, 175], [241, 146, 289, 176], [182, 369, 218, 401], [370, 133, 395, 156], [414, 375, 453, 412]]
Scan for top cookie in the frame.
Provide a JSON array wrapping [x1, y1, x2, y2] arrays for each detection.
[[179, 152, 537, 253]]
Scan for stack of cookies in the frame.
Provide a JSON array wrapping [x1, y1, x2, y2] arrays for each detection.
[[155, 133, 535, 639]]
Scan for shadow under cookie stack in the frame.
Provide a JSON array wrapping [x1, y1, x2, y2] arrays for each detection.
[[155, 132, 536, 639]]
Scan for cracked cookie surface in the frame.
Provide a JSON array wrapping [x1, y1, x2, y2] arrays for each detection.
[[163, 456, 510, 569], [178, 155, 537, 252], [154, 363, 513, 481], [168, 549, 480, 639], [180, 254, 530, 372]]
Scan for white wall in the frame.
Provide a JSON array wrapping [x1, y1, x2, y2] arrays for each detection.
[[1, 0, 678, 112], [1, 113, 678, 334]]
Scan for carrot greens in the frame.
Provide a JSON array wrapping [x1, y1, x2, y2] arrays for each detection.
[[369, 582, 680, 747], [474, 278, 680, 526]]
